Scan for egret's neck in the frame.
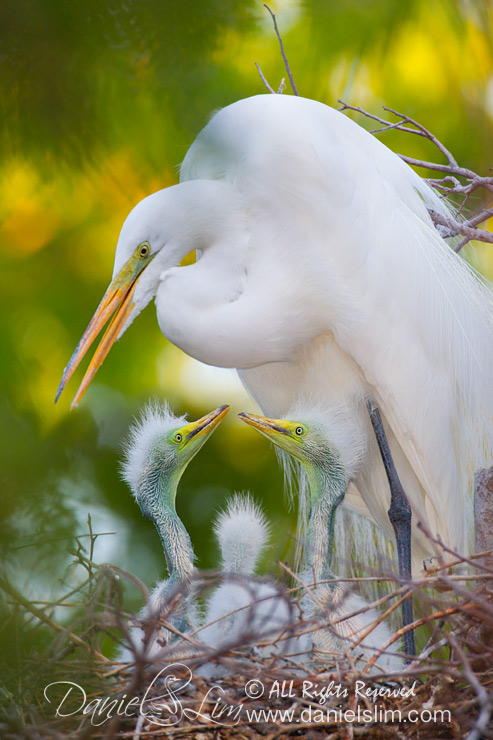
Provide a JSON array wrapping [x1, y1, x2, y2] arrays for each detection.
[[156, 179, 321, 368], [305, 464, 347, 581], [171, 180, 248, 263], [152, 472, 195, 584], [157, 180, 250, 312]]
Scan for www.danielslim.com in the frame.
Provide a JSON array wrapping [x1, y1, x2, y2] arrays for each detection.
[[242, 705, 451, 725], [44, 666, 452, 729]]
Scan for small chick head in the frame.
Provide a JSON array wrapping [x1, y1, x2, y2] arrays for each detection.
[[122, 402, 229, 518], [213, 493, 270, 575], [238, 402, 365, 484]]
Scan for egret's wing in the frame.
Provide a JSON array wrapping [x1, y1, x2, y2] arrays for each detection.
[[342, 482, 372, 517], [182, 95, 492, 558], [310, 99, 491, 556]]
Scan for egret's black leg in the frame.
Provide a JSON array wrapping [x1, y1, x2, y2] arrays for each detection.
[[367, 399, 416, 657]]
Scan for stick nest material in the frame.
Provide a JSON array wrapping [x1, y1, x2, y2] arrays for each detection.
[[1, 529, 493, 740]]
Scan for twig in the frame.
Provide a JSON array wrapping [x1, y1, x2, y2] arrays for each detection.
[[0, 574, 111, 664], [448, 633, 493, 740], [264, 4, 299, 95], [338, 99, 493, 252], [254, 62, 276, 94], [5, 514, 493, 739], [429, 209, 493, 247], [12, 531, 116, 551]]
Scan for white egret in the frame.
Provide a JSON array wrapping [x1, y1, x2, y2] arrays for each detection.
[[56, 94, 492, 579], [239, 409, 404, 671], [119, 402, 229, 662]]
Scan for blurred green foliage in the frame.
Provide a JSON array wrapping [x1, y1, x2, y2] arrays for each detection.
[[0, 0, 492, 690]]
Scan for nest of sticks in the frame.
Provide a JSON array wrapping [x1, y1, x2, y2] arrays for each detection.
[[1, 526, 493, 740]]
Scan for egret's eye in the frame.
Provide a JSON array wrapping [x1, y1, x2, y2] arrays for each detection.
[[174, 432, 183, 443], [295, 426, 304, 436], [138, 242, 150, 259]]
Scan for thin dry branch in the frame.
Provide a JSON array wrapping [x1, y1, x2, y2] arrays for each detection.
[[0, 574, 111, 664], [448, 633, 493, 740], [263, 5, 299, 96], [254, 62, 276, 94], [3, 501, 493, 740], [4, 556, 493, 740], [338, 100, 493, 253]]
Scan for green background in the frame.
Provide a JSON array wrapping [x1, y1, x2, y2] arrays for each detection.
[[1, 0, 492, 673]]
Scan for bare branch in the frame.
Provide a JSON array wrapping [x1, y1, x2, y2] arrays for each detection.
[[448, 633, 493, 740], [0, 573, 111, 664], [264, 4, 299, 96], [254, 62, 276, 94], [339, 99, 493, 252], [382, 104, 459, 166], [429, 208, 493, 247]]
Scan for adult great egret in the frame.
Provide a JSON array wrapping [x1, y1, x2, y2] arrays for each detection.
[[56, 94, 492, 574]]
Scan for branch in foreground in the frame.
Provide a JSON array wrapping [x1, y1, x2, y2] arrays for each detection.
[[474, 467, 493, 573]]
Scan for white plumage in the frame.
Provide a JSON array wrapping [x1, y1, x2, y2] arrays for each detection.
[[121, 401, 187, 494], [302, 578, 404, 674], [177, 96, 492, 570], [59, 94, 492, 574], [198, 494, 296, 675], [214, 492, 271, 575], [118, 403, 228, 665]]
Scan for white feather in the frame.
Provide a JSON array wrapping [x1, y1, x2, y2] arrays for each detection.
[[199, 494, 295, 676], [92, 93, 492, 577], [302, 577, 404, 674], [179, 95, 492, 568], [121, 401, 186, 495], [213, 493, 270, 574]]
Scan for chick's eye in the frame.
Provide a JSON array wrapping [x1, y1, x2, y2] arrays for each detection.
[[174, 433, 183, 443], [139, 243, 150, 258], [295, 426, 304, 436]]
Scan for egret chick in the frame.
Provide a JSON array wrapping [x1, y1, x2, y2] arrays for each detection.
[[120, 402, 229, 662], [239, 409, 404, 673], [198, 494, 299, 676]]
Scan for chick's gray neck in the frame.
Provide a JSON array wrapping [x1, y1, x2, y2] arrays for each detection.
[[306, 462, 347, 582], [141, 465, 195, 585]]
